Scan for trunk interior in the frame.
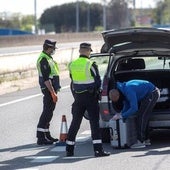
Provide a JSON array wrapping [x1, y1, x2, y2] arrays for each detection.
[[109, 70, 170, 128]]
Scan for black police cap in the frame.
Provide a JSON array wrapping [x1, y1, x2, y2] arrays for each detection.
[[80, 42, 92, 51], [44, 39, 57, 48]]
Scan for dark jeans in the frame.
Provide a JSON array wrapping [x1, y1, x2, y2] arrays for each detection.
[[137, 88, 160, 142]]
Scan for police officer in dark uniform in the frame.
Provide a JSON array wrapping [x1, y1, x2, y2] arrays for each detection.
[[66, 42, 110, 157], [36, 39, 61, 145]]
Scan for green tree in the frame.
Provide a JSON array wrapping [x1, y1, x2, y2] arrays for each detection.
[[40, 2, 103, 33], [20, 15, 34, 32], [0, 13, 21, 29], [160, 0, 170, 25], [0, 13, 34, 32], [90, 3, 103, 31], [107, 0, 130, 29], [152, 0, 170, 26]]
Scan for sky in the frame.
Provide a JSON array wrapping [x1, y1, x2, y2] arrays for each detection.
[[0, 0, 156, 18]]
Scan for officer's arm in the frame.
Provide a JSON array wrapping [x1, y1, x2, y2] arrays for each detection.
[[40, 58, 58, 103], [90, 62, 101, 89], [40, 58, 50, 81]]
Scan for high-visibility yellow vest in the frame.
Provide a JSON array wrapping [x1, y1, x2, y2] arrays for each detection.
[[69, 57, 95, 85], [37, 52, 59, 78]]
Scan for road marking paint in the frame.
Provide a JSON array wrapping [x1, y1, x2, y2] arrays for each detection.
[[51, 130, 91, 152], [76, 130, 91, 142], [31, 156, 59, 163], [51, 146, 66, 152], [0, 94, 41, 107], [76, 136, 91, 142], [81, 130, 91, 135], [63, 155, 93, 159], [26, 156, 59, 163], [0, 85, 70, 108], [25, 130, 91, 163], [16, 168, 39, 170]]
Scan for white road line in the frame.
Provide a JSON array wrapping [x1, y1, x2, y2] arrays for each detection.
[[76, 136, 91, 142], [26, 156, 59, 163], [31, 156, 59, 163], [52, 130, 91, 152], [0, 85, 70, 108], [81, 130, 91, 135], [51, 146, 66, 152], [63, 155, 93, 159], [25, 130, 91, 163], [0, 94, 41, 107], [16, 168, 39, 170]]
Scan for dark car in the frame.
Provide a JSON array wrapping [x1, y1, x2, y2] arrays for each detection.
[[90, 27, 170, 132]]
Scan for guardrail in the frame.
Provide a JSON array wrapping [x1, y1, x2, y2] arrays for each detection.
[[0, 39, 103, 83], [0, 32, 102, 48], [0, 41, 103, 73]]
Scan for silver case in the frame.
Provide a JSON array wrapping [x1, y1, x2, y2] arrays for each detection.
[[109, 116, 137, 148]]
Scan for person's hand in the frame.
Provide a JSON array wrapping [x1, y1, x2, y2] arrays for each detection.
[[51, 92, 58, 103], [112, 113, 122, 120]]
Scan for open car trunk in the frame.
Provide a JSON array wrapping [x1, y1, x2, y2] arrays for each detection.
[[110, 56, 170, 129], [91, 27, 170, 130], [101, 27, 170, 53]]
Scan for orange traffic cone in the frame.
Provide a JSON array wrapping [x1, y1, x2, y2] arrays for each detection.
[[56, 115, 68, 146]]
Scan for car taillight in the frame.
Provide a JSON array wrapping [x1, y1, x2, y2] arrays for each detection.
[[103, 109, 109, 114], [101, 89, 107, 96], [101, 77, 108, 96]]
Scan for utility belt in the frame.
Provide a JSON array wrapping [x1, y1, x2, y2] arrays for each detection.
[[75, 88, 101, 100], [75, 88, 95, 94]]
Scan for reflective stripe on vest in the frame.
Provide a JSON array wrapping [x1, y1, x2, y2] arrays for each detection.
[[69, 57, 95, 85], [37, 52, 59, 78]]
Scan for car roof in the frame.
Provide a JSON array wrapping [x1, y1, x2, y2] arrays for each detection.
[[101, 27, 170, 53]]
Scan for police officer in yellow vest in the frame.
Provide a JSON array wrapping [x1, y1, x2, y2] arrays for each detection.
[[36, 39, 61, 145], [66, 42, 110, 157]]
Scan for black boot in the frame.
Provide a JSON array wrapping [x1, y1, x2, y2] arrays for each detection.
[[37, 138, 54, 145], [94, 150, 110, 157], [93, 143, 110, 157], [45, 132, 59, 142], [66, 144, 74, 157], [37, 131, 53, 145]]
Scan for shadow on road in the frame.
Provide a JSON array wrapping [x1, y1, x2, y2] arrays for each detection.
[[1, 129, 170, 170], [0, 141, 111, 170]]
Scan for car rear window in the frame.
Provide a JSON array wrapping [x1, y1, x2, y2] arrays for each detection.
[[145, 57, 170, 70], [116, 56, 170, 71], [90, 56, 109, 78]]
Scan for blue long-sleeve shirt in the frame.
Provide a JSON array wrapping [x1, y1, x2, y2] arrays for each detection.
[[117, 80, 155, 118]]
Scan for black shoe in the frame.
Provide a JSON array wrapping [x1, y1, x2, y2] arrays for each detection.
[[37, 139, 54, 145], [46, 136, 59, 142], [94, 150, 110, 157], [45, 132, 59, 142], [66, 151, 74, 157]]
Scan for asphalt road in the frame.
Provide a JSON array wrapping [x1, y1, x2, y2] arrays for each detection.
[[1, 41, 170, 169], [1, 74, 170, 170], [0, 41, 103, 56]]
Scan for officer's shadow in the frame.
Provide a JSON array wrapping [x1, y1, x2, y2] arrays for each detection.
[[0, 140, 112, 170]]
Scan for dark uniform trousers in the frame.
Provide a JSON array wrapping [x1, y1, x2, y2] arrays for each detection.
[[37, 88, 56, 139], [66, 91, 103, 152]]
